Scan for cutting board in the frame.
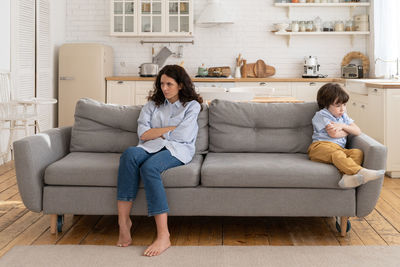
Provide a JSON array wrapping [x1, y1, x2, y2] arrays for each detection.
[[240, 59, 275, 78], [254, 60, 275, 78]]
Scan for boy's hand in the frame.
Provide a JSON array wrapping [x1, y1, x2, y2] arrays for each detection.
[[326, 122, 348, 138], [326, 122, 345, 132]]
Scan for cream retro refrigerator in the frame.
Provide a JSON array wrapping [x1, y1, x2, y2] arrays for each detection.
[[58, 43, 113, 127]]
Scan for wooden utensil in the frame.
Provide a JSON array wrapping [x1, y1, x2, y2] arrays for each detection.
[[254, 60, 267, 78], [241, 60, 247, 78], [265, 65, 276, 77]]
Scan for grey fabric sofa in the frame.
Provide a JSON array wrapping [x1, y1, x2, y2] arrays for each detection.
[[14, 98, 387, 235]]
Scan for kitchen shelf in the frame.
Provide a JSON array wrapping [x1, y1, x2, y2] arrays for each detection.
[[275, 2, 370, 18], [274, 31, 370, 46], [275, 3, 370, 7]]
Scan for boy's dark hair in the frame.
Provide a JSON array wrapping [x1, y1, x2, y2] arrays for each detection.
[[316, 83, 349, 110], [148, 65, 203, 110]]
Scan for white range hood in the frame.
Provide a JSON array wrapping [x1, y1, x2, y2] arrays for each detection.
[[196, 0, 234, 27]]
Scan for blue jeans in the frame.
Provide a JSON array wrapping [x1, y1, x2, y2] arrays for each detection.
[[117, 146, 183, 216]]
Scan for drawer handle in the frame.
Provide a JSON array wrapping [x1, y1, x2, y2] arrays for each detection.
[[259, 82, 267, 86], [60, 76, 74, 80], [309, 82, 316, 86], [361, 104, 365, 109], [373, 88, 378, 92], [118, 81, 124, 84], [352, 102, 356, 106]]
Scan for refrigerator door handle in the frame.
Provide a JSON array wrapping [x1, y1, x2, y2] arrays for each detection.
[[60, 76, 74, 80]]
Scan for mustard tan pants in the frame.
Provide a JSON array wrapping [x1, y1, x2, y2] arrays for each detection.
[[308, 141, 363, 175]]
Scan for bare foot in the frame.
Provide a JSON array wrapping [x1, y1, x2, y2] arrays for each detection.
[[117, 218, 132, 247], [143, 234, 171, 257]]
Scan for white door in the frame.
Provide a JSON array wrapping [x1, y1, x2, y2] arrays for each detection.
[[11, 0, 36, 137], [36, 0, 53, 131]]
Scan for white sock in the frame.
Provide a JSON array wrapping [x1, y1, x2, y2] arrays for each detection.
[[358, 168, 385, 183], [338, 174, 364, 188]]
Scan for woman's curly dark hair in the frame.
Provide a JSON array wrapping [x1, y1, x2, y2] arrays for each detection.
[[148, 65, 203, 110]]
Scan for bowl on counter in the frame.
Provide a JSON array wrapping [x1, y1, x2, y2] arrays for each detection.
[[273, 23, 289, 32]]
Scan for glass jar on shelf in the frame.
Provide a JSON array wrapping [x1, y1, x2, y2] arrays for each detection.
[[306, 21, 314, 32], [323, 21, 333, 31], [314, 16, 322, 31], [299, 21, 306, 32], [334, 20, 345, 31], [291, 21, 299, 32], [345, 20, 353, 31]]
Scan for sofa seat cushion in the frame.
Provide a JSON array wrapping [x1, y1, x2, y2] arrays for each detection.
[[201, 153, 342, 189], [44, 152, 203, 188]]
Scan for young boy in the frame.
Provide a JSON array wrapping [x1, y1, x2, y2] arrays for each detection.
[[308, 83, 385, 188]]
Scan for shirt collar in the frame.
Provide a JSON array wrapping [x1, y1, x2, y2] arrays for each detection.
[[322, 108, 342, 121], [164, 98, 182, 108]]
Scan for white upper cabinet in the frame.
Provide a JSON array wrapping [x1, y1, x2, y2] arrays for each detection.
[[110, 0, 193, 37], [111, 0, 138, 36], [165, 1, 193, 36]]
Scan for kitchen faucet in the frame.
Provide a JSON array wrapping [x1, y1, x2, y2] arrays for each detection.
[[375, 57, 400, 79]]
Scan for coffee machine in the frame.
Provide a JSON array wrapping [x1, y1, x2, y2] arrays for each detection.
[[302, 56, 320, 78]]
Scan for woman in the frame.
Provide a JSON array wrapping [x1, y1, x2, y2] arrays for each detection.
[[116, 65, 203, 257]]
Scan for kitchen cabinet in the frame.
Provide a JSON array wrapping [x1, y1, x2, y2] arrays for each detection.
[[107, 79, 341, 105], [235, 82, 292, 97], [346, 79, 400, 178], [110, 0, 193, 37], [106, 80, 153, 105], [107, 80, 135, 105], [346, 92, 368, 133], [135, 81, 153, 105], [366, 87, 400, 178], [292, 82, 322, 102]]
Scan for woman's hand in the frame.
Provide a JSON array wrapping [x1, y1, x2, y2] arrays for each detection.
[[140, 126, 177, 141]]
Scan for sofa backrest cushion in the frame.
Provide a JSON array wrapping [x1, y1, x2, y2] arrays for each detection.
[[208, 99, 318, 153], [70, 98, 208, 153]]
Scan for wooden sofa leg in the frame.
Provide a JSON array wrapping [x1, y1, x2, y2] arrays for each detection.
[[50, 214, 57, 234], [340, 216, 348, 237]]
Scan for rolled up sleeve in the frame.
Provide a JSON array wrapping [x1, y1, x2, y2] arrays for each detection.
[[343, 113, 354, 125], [137, 102, 154, 138], [312, 113, 331, 132], [163, 102, 200, 143]]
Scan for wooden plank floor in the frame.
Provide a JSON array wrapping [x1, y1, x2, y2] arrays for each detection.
[[1, 161, 400, 258]]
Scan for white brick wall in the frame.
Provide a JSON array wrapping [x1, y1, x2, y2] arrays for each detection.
[[65, 0, 371, 78]]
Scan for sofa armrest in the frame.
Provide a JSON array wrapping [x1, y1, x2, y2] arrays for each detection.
[[14, 126, 72, 212], [347, 133, 387, 217]]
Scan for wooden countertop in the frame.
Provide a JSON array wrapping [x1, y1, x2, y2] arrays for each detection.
[[106, 76, 344, 83], [365, 82, 400, 89]]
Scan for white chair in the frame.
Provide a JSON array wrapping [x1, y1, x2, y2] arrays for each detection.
[[0, 72, 57, 163]]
